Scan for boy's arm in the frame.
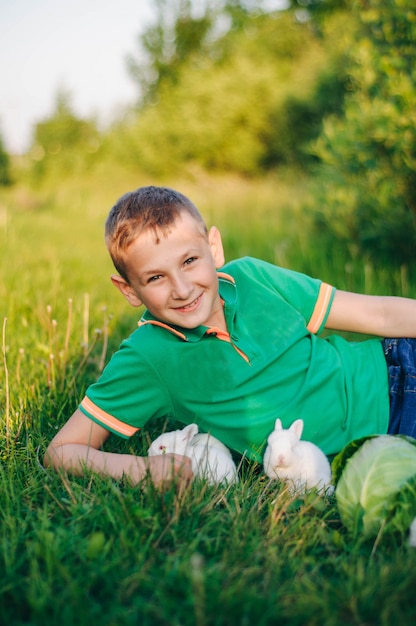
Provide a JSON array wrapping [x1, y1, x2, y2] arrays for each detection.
[[325, 290, 416, 337], [44, 408, 193, 487]]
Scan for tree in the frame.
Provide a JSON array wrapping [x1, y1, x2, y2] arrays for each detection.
[[117, 4, 347, 176], [310, 0, 416, 266], [127, 0, 217, 104], [30, 90, 101, 181], [0, 131, 12, 186]]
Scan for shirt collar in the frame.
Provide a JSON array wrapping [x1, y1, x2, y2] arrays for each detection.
[[139, 271, 237, 342]]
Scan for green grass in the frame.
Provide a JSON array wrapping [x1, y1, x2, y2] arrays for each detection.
[[2, 454, 416, 625], [1, 165, 416, 625]]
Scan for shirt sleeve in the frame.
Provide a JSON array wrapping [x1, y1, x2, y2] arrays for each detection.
[[306, 282, 335, 334], [237, 257, 335, 334], [79, 332, 174, 438]]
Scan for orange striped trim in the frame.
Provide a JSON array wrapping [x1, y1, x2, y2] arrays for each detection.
[[306, 282, 333, 334], [138, 319, 187, 341], [206, 327, 231, 341], [231, 344, 250, 363], [217, 271, 235, 283], [206, 327, 250, 363], [81, 396, 139, 438]]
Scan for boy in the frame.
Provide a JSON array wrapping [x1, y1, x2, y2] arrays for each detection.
[[44, 185, 416, 487]]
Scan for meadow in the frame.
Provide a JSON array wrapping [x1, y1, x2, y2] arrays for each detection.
[[1, 165, 416, 625]]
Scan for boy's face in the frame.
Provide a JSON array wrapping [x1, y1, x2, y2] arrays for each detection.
[[111, 212, 226, 330]]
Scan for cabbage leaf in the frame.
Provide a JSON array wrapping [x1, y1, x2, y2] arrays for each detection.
[[334, 435, 416, 538]]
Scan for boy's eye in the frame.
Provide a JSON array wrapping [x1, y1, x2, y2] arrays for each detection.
[[184, 257, 197, 266], [148, 275, 162, 283]]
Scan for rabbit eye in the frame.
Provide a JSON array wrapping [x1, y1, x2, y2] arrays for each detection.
[[159, 445, 166, 452]]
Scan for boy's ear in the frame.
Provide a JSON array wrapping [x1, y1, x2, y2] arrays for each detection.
[[208, 226, 225, 268], [110, 274, 143, 307]]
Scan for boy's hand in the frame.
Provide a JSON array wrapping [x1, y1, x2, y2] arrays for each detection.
[[145, 453, 194, 488]]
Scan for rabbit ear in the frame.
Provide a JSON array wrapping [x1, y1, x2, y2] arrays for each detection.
[[182, 423, 198, 441], [274, 418, 283, 431], [289, 419, 304, 439]]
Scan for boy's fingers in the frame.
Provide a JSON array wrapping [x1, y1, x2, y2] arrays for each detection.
[[167, 453, 193, 481], [147, 453, 194, 488]]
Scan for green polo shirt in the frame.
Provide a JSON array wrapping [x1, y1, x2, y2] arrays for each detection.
[[80, 257, 389, 459]]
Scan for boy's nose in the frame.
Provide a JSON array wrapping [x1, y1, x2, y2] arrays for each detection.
[[171, 275, 192, 299]]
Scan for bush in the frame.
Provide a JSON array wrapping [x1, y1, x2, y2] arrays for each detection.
[[309, 0, 416, 266]]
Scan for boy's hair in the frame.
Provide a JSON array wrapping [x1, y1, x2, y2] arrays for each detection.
[[105, 185, 207, 282]]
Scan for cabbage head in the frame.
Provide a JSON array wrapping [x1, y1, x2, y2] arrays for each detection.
[[332, 434, 416, 539]]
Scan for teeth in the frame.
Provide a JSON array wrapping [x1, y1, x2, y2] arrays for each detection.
[[182, 297, 198, 309]]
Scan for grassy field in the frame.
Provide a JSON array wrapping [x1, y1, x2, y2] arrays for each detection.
[[1, 165, 416, 625]]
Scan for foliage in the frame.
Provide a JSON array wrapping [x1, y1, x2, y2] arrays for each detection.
[[115, 8, 346, 176], [0, 131, 12, 186], [127, 0, 217, 105], [127, 0, 291, 105], [29, 90, 102, 183], [309, 0, 416, 266], [20, 1, 349, 182]]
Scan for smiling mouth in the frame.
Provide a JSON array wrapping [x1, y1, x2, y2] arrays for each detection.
[[174, 295, 201, 312]]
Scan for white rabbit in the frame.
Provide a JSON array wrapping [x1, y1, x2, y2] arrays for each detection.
[[148, 423, 238, 485], [263, 418, 333, 495]]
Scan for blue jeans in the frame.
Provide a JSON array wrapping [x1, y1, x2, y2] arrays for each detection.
[[383, 338, 416, 438]]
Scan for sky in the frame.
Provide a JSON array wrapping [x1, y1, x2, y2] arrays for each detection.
[[0, 0, 154, 153]]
